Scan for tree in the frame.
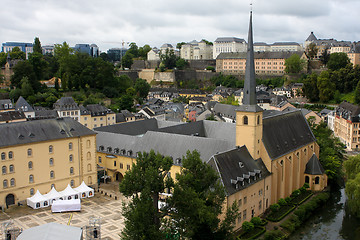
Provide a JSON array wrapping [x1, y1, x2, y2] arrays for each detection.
[[121, 52, 134, 69], [119, 150, 173, 240], [344, 155, 360, 217], [176, 42, 186, 49], [201, 39, 213, 45], [284, 54, 306, 73], [138, 44, 152, 60], [320, 48, 330, 65], [29, 52, 48, 81], [306, 43, 318, 60], [9, 47, 26, 60], [303, 73, 319, 102], [11, 60, 37, 89], [0, 52, 6, 67], [327, 52, 350, 71], [160, 49, 178, 69], [20, 77, 34, 98], [127, 42, 139, 57], [135, 78, 150, 99], [220, 95, 239, 106], [33, 37, 42, 54], [117, 94, 134, 111], [167, 150, 239, 240], [175, 58, 188, 70], [317, 70, 335, 102]]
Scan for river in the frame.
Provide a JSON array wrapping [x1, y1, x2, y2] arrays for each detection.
[[288, 186, 360, 240]]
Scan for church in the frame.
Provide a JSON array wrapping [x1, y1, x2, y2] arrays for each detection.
[[95, 11, 327, 230]]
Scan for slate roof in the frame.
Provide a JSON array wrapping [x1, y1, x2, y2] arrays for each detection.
[[0, 118, 95, 148], [217, 51, 304, 60], [96, 130, 234, 166], [115, 113, 126, 123], [53, 97, 80, 111], [0, 111, 26, 122], [208, 146, 270, 196], [79, 106, 90, 115], [336, 101, 360, 122], [305, 153, 325, 175], [15, 96, 34, 112], [0, 99, 13, 110], [271, 42, 300, 46], [33, 109, 59, 119], [85, 104, 114, 117], [215, 37, 246, 43], [213, 103, 237, 120], [306, 32, 317, 42], [263, 110, 316, 160], [96, 118, 159, 135]]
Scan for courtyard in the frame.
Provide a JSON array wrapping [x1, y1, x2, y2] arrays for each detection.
[[0, 183, 126, 240]]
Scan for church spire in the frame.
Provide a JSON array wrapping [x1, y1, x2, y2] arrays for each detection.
[[242, 11, 256, 106]]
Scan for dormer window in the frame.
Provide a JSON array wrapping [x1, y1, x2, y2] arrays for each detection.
[[239, 162, 244, 168], [107, 147, 112, 152], [99, 146, 104, 151], [128, 150, 132, 156]]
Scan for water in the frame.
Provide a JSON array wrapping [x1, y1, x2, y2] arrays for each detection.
[[288, 187, 360, 240]]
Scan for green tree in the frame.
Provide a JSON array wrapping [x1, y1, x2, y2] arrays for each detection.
[[176, 42, 186, 49], [303, 73, 319, 102], [29, 52, 48, 81], [116, 75, 133, 93], [11, 60, 37, 89], [20, 77, 34, 98], [167, 150, 239, 240], [127, 42, 139, 57], [138, 44, 152, 59], [117, 94, 134, 111], [175, 58, 188, 70], [33, 37, 42, 54], [121, 52, 134, 69], [284, 54, 306, 73], [201, 39, 213, 45], [0, 52, 6, 67], [317, 70, 335, 102], [160, 49, 178, 69], [119, 150, 173, 240], [9, 47, 26, 60], [344, 155, 360, 217], [320, 48, 330, 65], [135, 78, 151, 99], [327, 52, 350, 71], [306, 43, 318, 60], [220, 95, 239, 106]]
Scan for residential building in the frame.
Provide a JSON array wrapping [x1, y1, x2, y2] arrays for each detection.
[[15, 96, 35, 119], [327, 110, 335, 131], [272, 87, 292, 98], [329, 42, 351, 54], [0, 54, 21, 88], [0, 99, 14, 112], [147, 47, 160, 61], [291, 83, 304, 98], [216, 51, 307, 75], [79, 104, 116, 129], [53, 97, 80, 122], [1, 42, 33, 59], [254, 42, 271, 52], [213, 37, 247, 59], [178, 89, 206, 98], [42, 45, 55, 55], [334, 101, 360, 150], [0, 111, 26, 124], [0, 118, 96, 208], [180, 40, 213, 60], [139, 106, 166, 121]]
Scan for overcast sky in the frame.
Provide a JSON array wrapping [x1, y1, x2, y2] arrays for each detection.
[[1, 0, 360, 52]]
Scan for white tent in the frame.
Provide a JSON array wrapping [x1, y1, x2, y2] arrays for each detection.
[[59, 184, 80, 200], [43, 187, 63, 205], [27, 190, 49, 209], [17, 222, 82, 240], [74, 181, 94, 198]]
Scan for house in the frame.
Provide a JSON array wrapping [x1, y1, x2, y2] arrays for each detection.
[[180, 40, 213, 60], [0, 118, 96, 208], [15, 96, 35, 119], [40, 77, 61, 88], [0, 54, 21, 88], [291, 83, 304, 98], [0, 99, 14, 112], [272, 87, 292, 98], [282, 107, 322, 125], [53, 97, 80, 122], [139, 106, 166, 121], [333, 101, 360, 150], [0, 111, 26, 124], [147, 47, 161, 61], [80, 104, 116, 129], [270, 42, 303, 52]]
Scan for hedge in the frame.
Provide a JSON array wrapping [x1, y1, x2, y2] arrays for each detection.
[[290, 191, 313, 205], [266, 205, 296, 222], [238, 226, 266, 240]]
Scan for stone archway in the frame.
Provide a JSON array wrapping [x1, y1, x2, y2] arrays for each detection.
[[5, 194, 15, 208], [115, 172, 124, 182]]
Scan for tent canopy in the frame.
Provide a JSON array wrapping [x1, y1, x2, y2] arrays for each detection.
[[43, 187, 63, 204], [17, 222, 82, 240], [27, 190, 49, 209], [59, 184, 80, 200], [74, 181, 94, 198]]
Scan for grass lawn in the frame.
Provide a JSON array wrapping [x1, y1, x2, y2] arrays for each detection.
[[238, 226, 265, 240], [267, 205, 296, 222], [290, 191, 313, 205]]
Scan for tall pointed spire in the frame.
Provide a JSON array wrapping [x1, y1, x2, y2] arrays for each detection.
[[242, 11, 256, 106]]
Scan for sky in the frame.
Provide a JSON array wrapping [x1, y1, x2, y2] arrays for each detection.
[[1, 0, 360, 52]]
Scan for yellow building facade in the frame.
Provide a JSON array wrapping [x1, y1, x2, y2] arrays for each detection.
[[0, 118, 96, 208]]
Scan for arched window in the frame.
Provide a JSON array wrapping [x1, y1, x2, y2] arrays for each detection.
[[305, 176, 310, 184], [69, 154, 73, 162], [1, 152, 5, 160], [87, 152, 91, 160], [3, 180, 8, 188], [98, 156, 102, 163], [70, 167, 74, 175], [87, 164, 92, 172], [69, 142, 73, 150], [28, 161, 33, 170], [8, 151, 13, 159], [30, 188, 34, 196], [10, 178, 15, 187], [49, 158, 54, 166], [243, 116, 248, 125], [49, 145, 53, 153], [315, 176, 320, 184], [70, 180, 75, 187], [29, 174, 34, 183], [88, 176, 92, 184], [257, 116, 260, 125], [27, 148, 32, 157], [50, 170, 55, 179], [9, 165, 14, 173], [2, 166, 7, 175], [87, 140, 90, 148]]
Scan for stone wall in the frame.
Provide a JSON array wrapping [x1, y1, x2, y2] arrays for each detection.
[[188, 60, 216, 70], [117, 70, 140, 82], [154, 71, 176, 82], [139, 69, 155, 83]]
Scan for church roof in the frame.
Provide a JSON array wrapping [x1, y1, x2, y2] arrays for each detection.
[[208, 146, 270, 196], [305, 153, 325, 175], [306, 32, 318, 42], [262, 110, 316, 160]]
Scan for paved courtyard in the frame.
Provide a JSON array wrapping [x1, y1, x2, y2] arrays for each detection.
[[0, 186, 127, 239]]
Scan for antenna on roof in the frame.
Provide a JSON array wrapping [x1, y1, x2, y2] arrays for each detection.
[[250, 2, 253, 12]]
